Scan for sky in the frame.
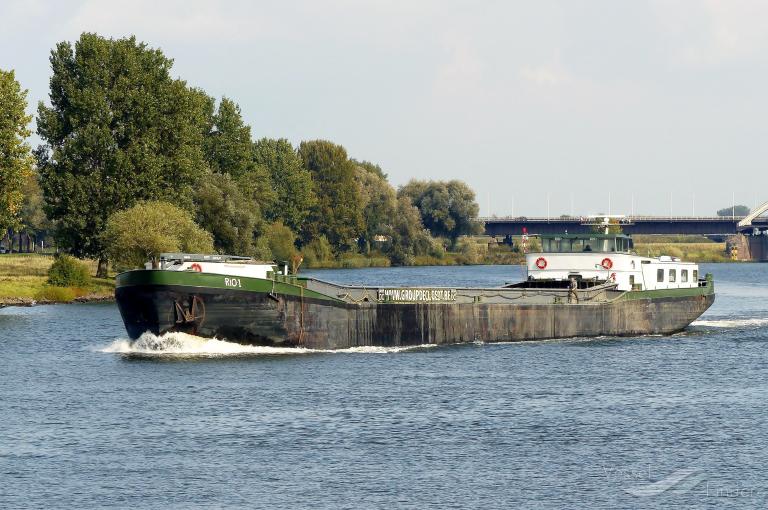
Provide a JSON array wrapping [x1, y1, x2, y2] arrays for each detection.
[[1, 0, 767, 217]]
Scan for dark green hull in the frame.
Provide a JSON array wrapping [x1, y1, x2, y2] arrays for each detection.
[[115, 270, 715, 350]]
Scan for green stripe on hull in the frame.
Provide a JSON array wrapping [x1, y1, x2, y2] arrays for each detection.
[[115, 270, 342, 302]]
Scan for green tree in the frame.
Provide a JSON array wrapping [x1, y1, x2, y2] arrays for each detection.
[[717, 205, 750, 217], [266, 221, 298, 262], [252, 138, 314, 232], [351, 159, 388, 179], [354, 162, 397, 253], [36, 33, 213, 276], [0, 69, 34, 232], [298, 140, 363, 251], [302, 235, 333, 266], [398, 179, 481, 246], [194, 172, 263, 256], [204, 98, 253, 177], [103, 201, 213, 269], [203, 98, 276, 211], [386, 196, 434, 265], [19, 170, 52, 251]]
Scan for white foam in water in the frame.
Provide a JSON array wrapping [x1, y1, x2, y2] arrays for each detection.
[[691, 318, 768, 328], [98, 331, 435, 356]]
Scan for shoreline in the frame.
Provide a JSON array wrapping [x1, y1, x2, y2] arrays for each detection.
[[0, 293, 114, 308]]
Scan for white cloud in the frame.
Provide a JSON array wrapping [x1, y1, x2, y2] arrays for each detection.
[[652, 0, 768, 67], [519, 63, 571, 87]]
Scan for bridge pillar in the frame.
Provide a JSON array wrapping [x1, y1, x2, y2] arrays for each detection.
[[748, 235, 768, 262], [726, 234, 768, 261]]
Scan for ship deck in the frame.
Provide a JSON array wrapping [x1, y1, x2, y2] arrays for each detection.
[[300, 278, 623, 306]]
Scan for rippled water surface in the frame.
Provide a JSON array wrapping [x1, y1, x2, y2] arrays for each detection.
[[2, 264, 767, 508]]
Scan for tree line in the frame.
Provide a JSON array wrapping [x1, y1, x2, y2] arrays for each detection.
[[1, 33, 482, 275]]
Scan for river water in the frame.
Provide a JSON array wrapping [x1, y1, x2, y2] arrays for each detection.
[[1, 263, 767, 509]]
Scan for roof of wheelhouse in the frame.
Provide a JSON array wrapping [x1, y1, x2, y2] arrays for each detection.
[[538, 233, 632, 239]]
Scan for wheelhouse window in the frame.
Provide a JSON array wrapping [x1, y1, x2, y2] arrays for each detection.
[[693, 270, 698, 281], [600, 238, 616, 252], [681, 270, 688, 283], [541, 235, 632, 253], [583, 238, 599, 252], [657, 269, 664, 282], [669, 269, 676, 283]]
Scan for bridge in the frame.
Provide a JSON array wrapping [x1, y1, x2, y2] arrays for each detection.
[[483, 215, 768, 236], [482, 201, 768, 261]]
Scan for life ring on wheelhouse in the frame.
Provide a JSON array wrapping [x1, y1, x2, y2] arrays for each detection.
[[190, 263, 203, 272], [601, 258, 613, 270], [535, 257, 548, 269]]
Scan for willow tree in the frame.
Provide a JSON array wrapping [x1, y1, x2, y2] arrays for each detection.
[[103, 201, 213, 270], [0, 69, 34, 233], [36, 33, 212, 276], [398, 179, 481, 247]]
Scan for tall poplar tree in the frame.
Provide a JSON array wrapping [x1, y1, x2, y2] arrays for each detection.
[[205, 97, 255, 178], [36, 33, 213, 276], [0, 69, 34, 233], [204, 98, 275, 217], [354, 161, 397, 254], [298, 140, 363, 251], [253, 138, 314, 232]]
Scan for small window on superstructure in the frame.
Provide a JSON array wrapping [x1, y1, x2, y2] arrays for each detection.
[[693, 269, 698, 281], [657, 269, 664, 282], [681, 270, 688, 283], [669, 269, 676, 283]]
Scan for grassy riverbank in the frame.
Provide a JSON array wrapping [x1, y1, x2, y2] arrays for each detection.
[[0, 254, 114, 305], [632, 235, 730, 263]]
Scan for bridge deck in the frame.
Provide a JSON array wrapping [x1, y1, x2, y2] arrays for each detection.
[[483, 216, 768, 236]]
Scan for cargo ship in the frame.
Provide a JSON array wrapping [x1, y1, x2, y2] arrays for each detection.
[[115, 232, 715, 349]]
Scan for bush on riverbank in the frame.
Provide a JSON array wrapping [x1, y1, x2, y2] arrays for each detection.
[[47, 254, 91, 287]]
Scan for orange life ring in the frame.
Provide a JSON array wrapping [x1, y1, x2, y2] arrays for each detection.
[[535, 257, 547, 269], [601, 258, 613, 270], [190, 263, 203, 272]]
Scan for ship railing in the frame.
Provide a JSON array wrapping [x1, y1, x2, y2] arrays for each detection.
[[158, 253, 256, 263]]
